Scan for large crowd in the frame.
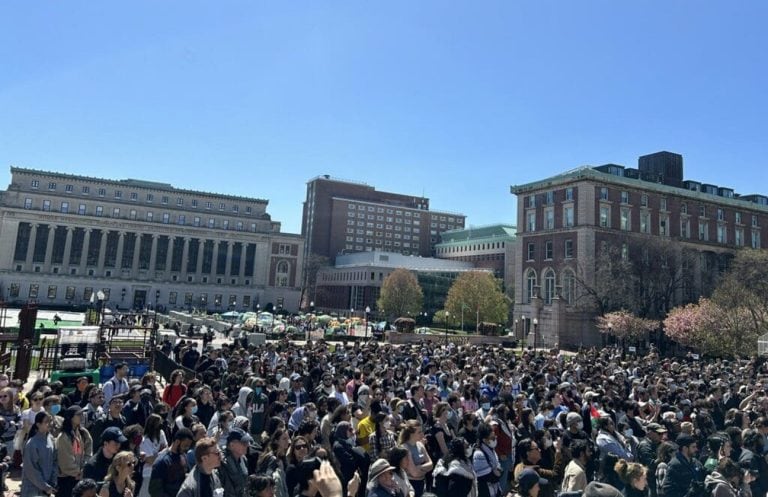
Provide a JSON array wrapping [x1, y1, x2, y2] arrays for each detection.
[[3, 335, 768, 497]]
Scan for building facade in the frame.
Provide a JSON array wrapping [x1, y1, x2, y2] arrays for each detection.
[[510, 152, 768, 349], [435, 224, 516, 292], [302, 175, 465, 263], [314, 251, 482, 319], [0, 167, 304, 312]]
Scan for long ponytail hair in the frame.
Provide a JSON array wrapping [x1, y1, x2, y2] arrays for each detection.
[[28, 411, 52, 439]]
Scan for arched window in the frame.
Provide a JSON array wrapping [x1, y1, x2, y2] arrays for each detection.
[[525, 269, 537, 304], [543, 269, 556, 304], [276, 260, 290, 287], [562, 269, 575, 305]]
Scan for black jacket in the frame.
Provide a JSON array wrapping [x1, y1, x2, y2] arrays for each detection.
[[333, 439, 370, 497]]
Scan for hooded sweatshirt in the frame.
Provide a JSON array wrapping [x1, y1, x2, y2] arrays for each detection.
[[433, 457, 478, 497], [232, 387, 252, 418], [704, 471, 742, 497]]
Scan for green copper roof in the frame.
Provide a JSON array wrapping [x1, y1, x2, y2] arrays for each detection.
[[437, 224, 516, 245]]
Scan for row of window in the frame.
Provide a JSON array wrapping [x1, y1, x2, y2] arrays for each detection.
[[526, 206, 574, 232], [29, 180, 254, 214], [346, 233, 415, 241], [435, 241, 507, 255], [347, 203, 425, 218], [345, 221, 421, 233], [527, 188, 575, 208], [24, 198, 263, 232], [524, 268, 576, 305], [526, 239, 574, 261], [343, 243, 416, 252]]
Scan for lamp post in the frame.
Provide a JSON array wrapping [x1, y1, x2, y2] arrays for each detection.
[[350, 308, 354, 336], [532, 317, 539, 351], [444, 311, 450, 343], [364, 306, 370, 341]]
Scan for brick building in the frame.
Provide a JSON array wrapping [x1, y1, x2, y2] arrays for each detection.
[[302, 175, 465, 263], [0, 167, 304, 312], [510, 152, 768, 349]]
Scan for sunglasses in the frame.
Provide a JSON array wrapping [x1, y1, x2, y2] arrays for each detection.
[[0, 395, 8, 399], [295, 444, 308, 450], [126, 461, 136, 466]]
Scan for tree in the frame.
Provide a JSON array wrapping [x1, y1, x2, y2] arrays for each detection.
[[664, 298, 756, 357], [595, 310, 658, 341], [444, 271, 508, 333], [300, 253, 330, 308], [377, 269, 424, 321]]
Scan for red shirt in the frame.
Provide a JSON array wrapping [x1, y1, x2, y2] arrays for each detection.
[[162, 384, 187, 408]]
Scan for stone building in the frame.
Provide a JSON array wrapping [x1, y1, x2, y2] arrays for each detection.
[[0, 167, 303, 312]]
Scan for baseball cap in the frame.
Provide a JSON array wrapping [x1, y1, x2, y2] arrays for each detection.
[[102, 427, 127, 444], [227, 428, 254, 445]]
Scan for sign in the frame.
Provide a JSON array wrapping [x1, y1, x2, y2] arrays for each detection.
[[692, 354, 700, 360], [628, 346, 637, 353]]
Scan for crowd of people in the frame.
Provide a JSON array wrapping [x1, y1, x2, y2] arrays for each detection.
[[2, 336, 768, 497]]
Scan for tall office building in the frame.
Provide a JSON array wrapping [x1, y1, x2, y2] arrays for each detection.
[[0, 167, 304, 312], [302, 175, 466, 263]]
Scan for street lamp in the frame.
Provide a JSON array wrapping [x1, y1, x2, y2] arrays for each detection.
[[532, 317, 539, 351], [365, 306, 370, 341], [310, 301, 315, 313], [444, 311, 450, 343]]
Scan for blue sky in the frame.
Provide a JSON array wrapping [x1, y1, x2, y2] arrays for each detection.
[[2, 2, 767, 234]]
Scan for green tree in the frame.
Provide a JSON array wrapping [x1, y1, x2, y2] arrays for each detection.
[[444, 271, 508, 333], [377, 268, 424, 321]]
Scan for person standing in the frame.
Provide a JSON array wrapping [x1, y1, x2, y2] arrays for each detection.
[[102, 364, 130, 408], [57, 406, 94, 497], [177, 437, 224, 497], [148, 428, 195, 497], [20, 411, 57, 497], [219, 429, 252, 497], [98, 451, 136, 497]]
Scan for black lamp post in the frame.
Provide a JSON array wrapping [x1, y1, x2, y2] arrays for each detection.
[[533, 317, 539, 350], [444, 311, 450, 343], [364, 306, 370, 341]]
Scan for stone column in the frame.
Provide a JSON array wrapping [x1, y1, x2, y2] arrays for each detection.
[[97, 229, 108, 271], [79, 229, 91, 274], [43, 226, 56, 271], [148, 235, 158, 275], [211, 241, 220, 277], [239, 243, 247, 279], [25, 224, 39, 268], [225, 241, 234, 276], [115, 232, 126, 271], [180, 238, 190, 277], [131, 232, 141, 277], [195, 240, 205, 275], [165, 237, 174, 278], [62, 227, 74, 269]]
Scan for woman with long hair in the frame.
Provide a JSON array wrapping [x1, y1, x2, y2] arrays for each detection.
[[0, 386, 20, 476], [20, 392, 45, 441], [614, 459, 648, 497], [432, 438, 477, 497], [99, 451, 137, 497], [57, 406, 94, 497], [20, 411, 57, 497], [163, 370, 187, 409], [370, 413, 397, 460], [173, 397, 198, 434], [386, 446, 415, 497], [256, 428, 290, 497], [398, 420, 433, 497], [138, 414, 168, 497], [285, 436, 310, 495]]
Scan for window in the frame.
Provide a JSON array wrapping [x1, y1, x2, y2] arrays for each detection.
[[177, 215, 185, 225], [276, 261, 290, 287], [735, 212, 742, 224], [680, 218, 690, 239], [162, 196, 169, 205], [114, 190, 122, 199], [96, 206, 103, 216], [191, 199, 198, 208], [600, 206, 610, 227], [717, 225, 727, 244], [752, 215, 759, 227], [717, 208, 724, 221], [526, 270, 537, 303], [65, 184, 74, 193], [232, 205, 239, 213], [620, 208, 630, 231], [236, 221, 243, 231], [528, 195, 536, 208], [564, 239, 574, 259], [527, 243, 535, 261], [546, 191, 554, 205], [162, 213, 170, 224], [112, 207, 120, 217], [130, 192, 138, 201], [42, 200, 51, 211], [640, 194, 648, 207], [681, 203, 687, 214], [208, 218, 215, 228], [699, 222, 709, 241], [526, 211, 536, 232], [24, 198, 32, 209], [543, 269, 556, 304], [129, 209, 137, 220], [98, 188, 106, 197], [60, 201, 69, 213], [544, 240, 553, 259], [82, 186, 89, 194], [700, 205, 706, 217], [177, 197, 184, 206], [31, 180, 39, 189], [600, 187, 609, 200], [194, 216, 201, 227], [735, 228, 744, 246], [222, 220, 229, 229], [48, 182, 57, 191], [640, 211, 650, 234], [621, 191, 629, 204], [29, 284, 39, 298], [565, 187, 574, 201], [544, 208, 554, 230], [146, 212, 153, 222], [562, 269, 575, 305], [219, 202, 225, 211], [205, 201, 213, 209], [659, 214, 669, 236], [752, 231, 761, 249], [660, 198, 667, 211], [564, 206, 574, 228], [78, 204, 86, 215], [146, 193, 153, 202]]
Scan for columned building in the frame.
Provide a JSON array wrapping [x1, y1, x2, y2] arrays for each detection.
[[510, 152, 768, 350], [0, 167, 304, 312]]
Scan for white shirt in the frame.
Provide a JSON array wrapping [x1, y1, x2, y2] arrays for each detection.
[[140, 432, 168, 476]]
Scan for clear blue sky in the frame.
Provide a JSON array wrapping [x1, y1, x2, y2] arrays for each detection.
[[2, 2, 767, 234]]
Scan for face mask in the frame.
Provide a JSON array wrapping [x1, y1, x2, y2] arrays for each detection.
[[623, 428, 633, 438], [576, 422, 584, 431], [384, 421, 392, 430], [487, 439, 497, 449], [543, 438, 553, 449], [347, 436, 356, 445], [276, 374, 283, 381], [191, 406, 198, 415], [676, 411, 684, 420], [254, 387, 263, 395], [51, 404, 61, 416], [133, 435, 142, 446], [482, 403, 491, 411], [465, 447, 473, 458]]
